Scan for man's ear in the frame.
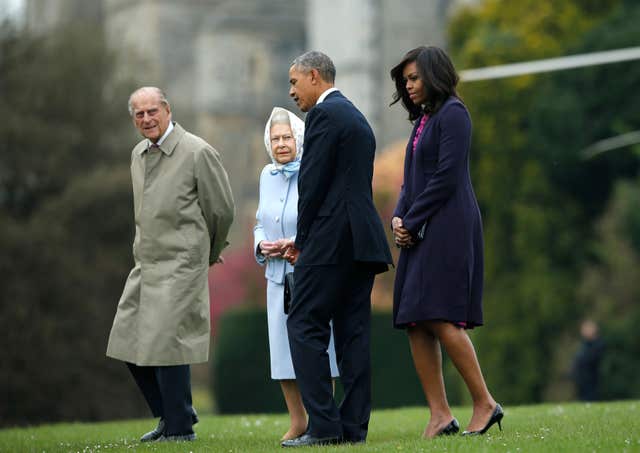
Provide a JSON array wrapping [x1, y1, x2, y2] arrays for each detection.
[[309, 68, 321, 85]]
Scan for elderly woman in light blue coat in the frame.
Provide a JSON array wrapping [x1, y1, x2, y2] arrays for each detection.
[[254, 107, 339, 441]]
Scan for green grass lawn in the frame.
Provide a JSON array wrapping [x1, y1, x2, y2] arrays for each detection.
[[1, 401, 638, 452]]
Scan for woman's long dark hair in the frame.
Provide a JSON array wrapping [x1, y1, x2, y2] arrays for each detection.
[[390, 46, 460, 121]]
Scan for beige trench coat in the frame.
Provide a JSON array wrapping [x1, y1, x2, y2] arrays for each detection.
[[106, 123, 234, 366]]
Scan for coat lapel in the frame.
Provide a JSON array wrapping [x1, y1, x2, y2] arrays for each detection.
[[403, 119, 423, 199], [158, 122, 186, 156]]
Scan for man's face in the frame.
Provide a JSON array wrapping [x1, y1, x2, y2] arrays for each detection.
[[289, 65, 317, 113], [130, 91, 171, 142]]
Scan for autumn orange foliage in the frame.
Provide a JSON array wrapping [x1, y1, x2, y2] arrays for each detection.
[[371, 140, 406, 309]]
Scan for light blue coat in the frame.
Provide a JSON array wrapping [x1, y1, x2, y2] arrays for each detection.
[[253, 166, 297, 282], [253, 107, 339, 379]]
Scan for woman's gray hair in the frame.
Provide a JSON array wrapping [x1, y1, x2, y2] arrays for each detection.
[[269, 108, 292, 129], [291, 51, 336, 83], [127, 87, 170, 116], [263, 107, 305, 165]]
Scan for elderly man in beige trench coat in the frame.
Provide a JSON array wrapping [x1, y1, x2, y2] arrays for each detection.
[[106, 87, 234, 442]]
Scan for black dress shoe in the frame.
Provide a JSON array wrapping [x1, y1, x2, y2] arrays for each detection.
[[140, 409, 198, 443], [461, 404, 504, 436], [158, 433, 196, 442], [437, 418, 460, 436], [341, 437, 366, 444], [281, 433, 341, 448], [140, 418, 165, 442]]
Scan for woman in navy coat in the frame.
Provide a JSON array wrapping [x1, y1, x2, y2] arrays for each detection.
[[390, 46, 502, 438]]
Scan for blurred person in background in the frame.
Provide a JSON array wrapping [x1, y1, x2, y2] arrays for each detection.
[[253, 107, 339, 441], [281, 51, 392, 447], [390, 46, 502, 438], [571, 319, 605, 401], [106, 87, 234, 442]]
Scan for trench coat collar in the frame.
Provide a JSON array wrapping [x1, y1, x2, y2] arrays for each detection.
[[138, 122, 185, 156]]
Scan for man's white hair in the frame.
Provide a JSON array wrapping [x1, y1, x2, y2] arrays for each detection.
[[127, 87, 170, 116]]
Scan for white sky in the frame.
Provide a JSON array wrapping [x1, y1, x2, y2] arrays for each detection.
[[0, 0, 24, 22]]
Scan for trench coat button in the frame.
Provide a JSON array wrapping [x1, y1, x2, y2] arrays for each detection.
[[275, 216, 280, 223], [280, 197, 284, 202]]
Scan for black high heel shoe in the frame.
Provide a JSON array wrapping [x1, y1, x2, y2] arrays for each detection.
[[461, 404, 503, 436], [437, 418, 460, 436]]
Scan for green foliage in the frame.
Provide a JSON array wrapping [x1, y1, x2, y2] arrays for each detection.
[[578, 179, 640, 320], [211, 307, 283, 414], [529, 1, 640, 217], [532, 2, 640, 399], [211, 307, 469, 413], [576, 179, 640, 399], [0, 24, 143, 426], [0, 166, 149, 426], [599, 314, 640, 400], [1, 402, 639, 452], [0, 22, 136, 219], [448, 0, 626, 404], [623, 188, 640, 256], [531, 2, 640, 401]]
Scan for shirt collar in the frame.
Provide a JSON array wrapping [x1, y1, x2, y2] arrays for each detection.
[[316, 87, 339, 105], [146, 121, 174, 153]]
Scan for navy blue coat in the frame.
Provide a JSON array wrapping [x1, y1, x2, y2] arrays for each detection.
[[392, 97, 483, 328], [295, 91, 392, 271]]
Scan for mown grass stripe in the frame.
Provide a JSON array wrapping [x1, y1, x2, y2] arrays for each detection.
[[0, 401, 638, 452]]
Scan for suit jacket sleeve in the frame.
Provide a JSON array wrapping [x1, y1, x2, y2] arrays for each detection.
[[295, 107, 337, 250], [402, 103, 471, 238], [195, 145, 235, 264]]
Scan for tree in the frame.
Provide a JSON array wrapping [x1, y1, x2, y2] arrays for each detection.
[[0, 23, 144, 426], [530, 0, 640, 399], [448, 0, 623, 403], [0, 23, 136, 220], [576, 178, 640, 399], [0, 166, 149, 425]]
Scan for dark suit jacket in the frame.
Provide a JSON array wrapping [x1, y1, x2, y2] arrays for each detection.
[[295, 91, 392, 271]]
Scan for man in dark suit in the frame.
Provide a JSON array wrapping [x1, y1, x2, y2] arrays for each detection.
[[281, 51, 393, 447]]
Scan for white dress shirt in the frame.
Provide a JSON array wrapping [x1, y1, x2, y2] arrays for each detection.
[[316, 87, 339, 104], [148, 120, 174, 148]]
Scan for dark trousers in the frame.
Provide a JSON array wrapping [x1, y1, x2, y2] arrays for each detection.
[[287, 261, 375, 441], [126, 363, 194, 436]]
